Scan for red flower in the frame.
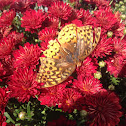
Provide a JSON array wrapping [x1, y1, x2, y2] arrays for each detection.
[[38, 27, 58, 42], [0, 55, 14, 79], [0, 0, 13, 10], [13, 42, 41, 68], [37, 0, 59, 7], [58, 88, 82, 113], [7, 31, 24, 45], [40, 39, 49, 51], [0, 113, 7, 126], [38, 77, 73, 107], [8, 67, 40, 103], [47, 115, 77, 126], [0, 87, 10, 113], [48, 1, 73, 20], [92, 35, 114, 58], [21, 9, 47, 33], [106, 55, 125, 77], [47, 16, 59, 29], [94, 7, 119, 32], [38, 84, 67, 107], [75, 8, 97, 26], [0, 37, 15, 59], [119, 64, 126, 78], [0, 62, 6, 79], [73, 76, 103, 95], [0, 26, 12, 38], [85, 90, 122, 126], [10, 0, 36, 12], [113, 38, 126, 59], [0, 10, 16, 28], [76, 57, 97, 77], [71, 19, 83, 27], [105, 38, 126, 77]]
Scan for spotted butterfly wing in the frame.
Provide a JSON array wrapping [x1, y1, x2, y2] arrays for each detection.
[[36, 40, 76, 88], [76, 25, 101, 61], [36, 24, 101, 88]]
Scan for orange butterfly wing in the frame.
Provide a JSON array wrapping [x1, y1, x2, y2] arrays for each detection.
[[36, 24, 101, 88]]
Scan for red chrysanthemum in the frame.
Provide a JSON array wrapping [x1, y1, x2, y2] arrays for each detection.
[[73, 76, 103, 95], [75, 8, 97, 26], [92, 35, 114, 58], [118, 63, 126, 78], [0, 10, 16, 28], [0, 55, 14, 79], [40, 39, 49, 51], [48, 1, 73, 20], [94, 7, 119, 32], [37, 0, 59, 7], [0, 26, 12, 38], [8, 67, 40, 103], [84, 90, 122, 126], [57, 88, 82, 113], [47, 115, 77, 126], [7, 31, 24, 45], [10, 0, 35, 12], [0, 87, 10, 113], [0, 37, 15, 59], [0, 0, 13, 10], [71, 19, 83, 27], [106, 54, 125, 77], [38, 76, 73, 107], [38, 84, 67, 107], [76, 57, 97, 77], [21, 9, 47, 33], [0, 62, 6, 79], [113, 38, 126, 59], [38, 27, 58, 42], [0, 113, 7, 126], [46, 16, 59, 29], [13, 42, 41, 68]]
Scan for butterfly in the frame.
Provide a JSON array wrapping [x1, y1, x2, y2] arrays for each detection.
[[36, 24, 101, 88]]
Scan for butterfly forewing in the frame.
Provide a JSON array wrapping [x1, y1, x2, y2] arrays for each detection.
[[58, 24, 78, 54], [36, 39, 77, 88], [76, 26, 101, 61]]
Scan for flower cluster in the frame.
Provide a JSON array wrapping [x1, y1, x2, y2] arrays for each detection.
[[0, 0, 125, 125]]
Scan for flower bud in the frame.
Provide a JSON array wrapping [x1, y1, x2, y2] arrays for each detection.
[[123, 29, 126, 35], [108, 84, 115, 91], [119, 1, 124, 5], [115, 3, 119, 7], [120, 14, 126, 20], [107, 31, 113, 38], [80, 110, 88, 117], [94, 71, 102, 79], [18, 111, 26, 120], [99, 61, 106, 68], [120, 5, 125, 12]]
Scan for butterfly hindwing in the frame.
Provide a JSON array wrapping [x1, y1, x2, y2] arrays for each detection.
[[37, 57, 76, 88]]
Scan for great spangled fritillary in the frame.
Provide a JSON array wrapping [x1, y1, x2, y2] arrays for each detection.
[[36, 24, 101, 88]]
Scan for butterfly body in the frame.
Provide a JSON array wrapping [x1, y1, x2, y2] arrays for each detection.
[[36, 24, 101, 88]]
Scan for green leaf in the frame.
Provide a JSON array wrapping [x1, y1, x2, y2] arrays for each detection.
[[4, 112, 15, 124], [27, 101, 31, 118], [15, 124, 21, 126], [110, 76, 120, 85]]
